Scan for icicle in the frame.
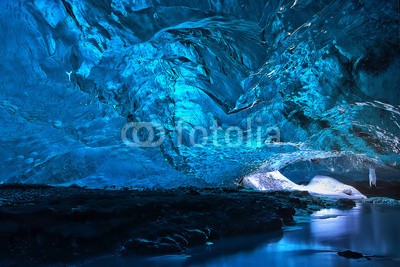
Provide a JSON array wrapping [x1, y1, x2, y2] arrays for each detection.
[[369, 167, 377, 187]]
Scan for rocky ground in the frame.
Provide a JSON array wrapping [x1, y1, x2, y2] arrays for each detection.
[[0, 184, 357, 265]]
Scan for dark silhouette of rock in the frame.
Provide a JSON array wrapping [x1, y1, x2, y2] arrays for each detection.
[[0, 185, 336, 264], [336, 198, 356, 209], [276, 207, 296, 225], [338, 250, 365, 259]]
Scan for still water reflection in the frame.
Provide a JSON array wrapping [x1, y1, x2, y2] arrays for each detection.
[[87, 204, 400, 267]]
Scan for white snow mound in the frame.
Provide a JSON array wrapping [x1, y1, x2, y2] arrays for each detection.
[[242, 172, 366, 199]]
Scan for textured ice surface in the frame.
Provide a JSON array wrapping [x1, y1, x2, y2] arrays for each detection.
[[0, 0, 399, 188], [304, 175, 366, 199], [241, 171, 301, 191]]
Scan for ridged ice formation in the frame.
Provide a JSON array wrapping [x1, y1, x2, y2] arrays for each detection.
[[0, 0, 399, 188]]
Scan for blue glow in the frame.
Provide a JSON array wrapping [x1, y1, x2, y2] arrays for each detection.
[[0, 0, 399, 188]]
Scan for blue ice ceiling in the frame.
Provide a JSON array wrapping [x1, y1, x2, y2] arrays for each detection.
[[0, 0, 399, 188]]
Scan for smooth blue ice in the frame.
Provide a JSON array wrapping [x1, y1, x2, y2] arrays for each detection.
[[0, 0, 399, 188]]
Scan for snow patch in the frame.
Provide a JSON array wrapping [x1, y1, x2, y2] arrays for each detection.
[[304, 175, 366, 199], [242, 172, 366, 199], [241, 171, 301, 191]]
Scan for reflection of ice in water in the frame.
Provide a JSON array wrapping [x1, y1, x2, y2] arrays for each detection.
[[86, 204, 400, 267], [312, 208, 348, 219], [311, 206, 362, 245], [310, 204, 400, 258], [185, 204, 400, 267]]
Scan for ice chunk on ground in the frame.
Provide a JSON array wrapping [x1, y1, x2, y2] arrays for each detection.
[[242, 172, 366, 199], [304, 176, 366, 200], [241, 171, 301, 191]]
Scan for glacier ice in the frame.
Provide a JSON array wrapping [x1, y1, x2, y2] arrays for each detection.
[[242, 171, 366, 200], [241, 171, 301, 191], [369, 167, 377, 187], [0, 0, 399, 188], [304, 176, 366, 200]]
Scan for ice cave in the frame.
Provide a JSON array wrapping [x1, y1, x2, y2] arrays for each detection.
[[0, 0, 399, 266]]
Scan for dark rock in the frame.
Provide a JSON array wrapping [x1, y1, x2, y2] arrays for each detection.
[[123, 238, 182, 255], [288, 197, 307, 208], [298, 191, 312, 197], [0, 185, 332, 263], [342, 189, 353, 196], [156, 242, 183, 254], [266, 218, 284, 232], [276, 207, 296, 224], [171, 234, 188, 247], [225, 206, 246, 219], [186, 188, 201, 196], [158, 236, 180, 246], [123, 238, 158, 254], [336, 198, 356, 209], [338, 250, 365, 259], [207, 227, 222, 240], [184, 229, 208, 246]]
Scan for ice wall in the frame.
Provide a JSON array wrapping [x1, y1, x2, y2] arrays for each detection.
[[0, 0, 399, 188]]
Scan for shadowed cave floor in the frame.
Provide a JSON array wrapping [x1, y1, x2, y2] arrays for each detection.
[[345, 181, 400, 200], [0, 183, 397, 265]]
